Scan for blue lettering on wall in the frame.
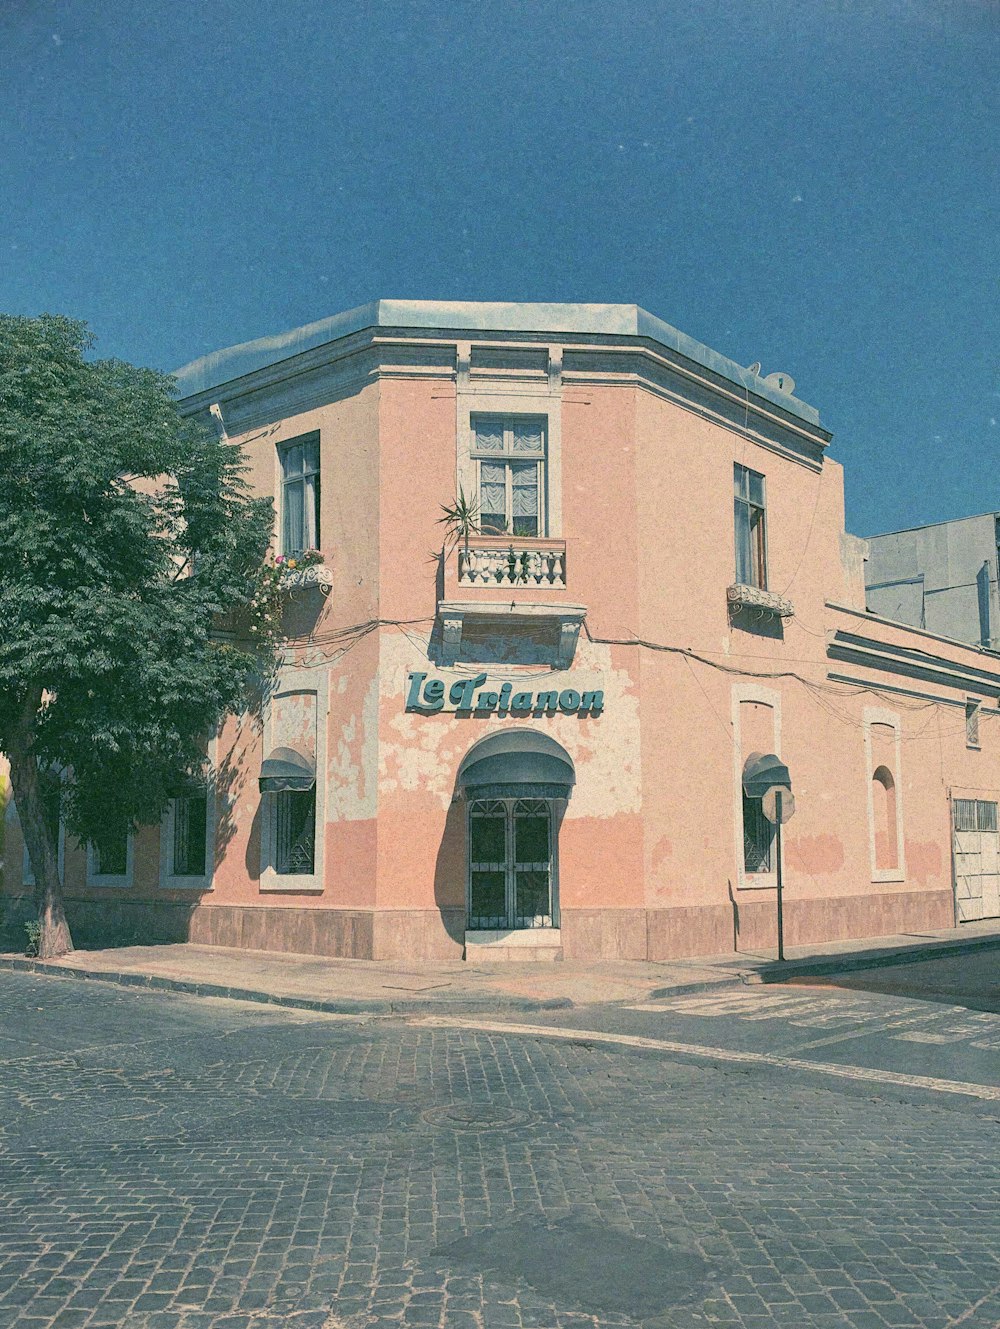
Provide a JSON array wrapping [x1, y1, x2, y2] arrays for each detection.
[[406, 673, 604, 716]]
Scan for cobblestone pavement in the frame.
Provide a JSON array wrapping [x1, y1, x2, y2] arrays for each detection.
[[1, 971, 999, 1329]]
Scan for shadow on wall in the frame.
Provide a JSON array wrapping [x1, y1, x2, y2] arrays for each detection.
[[433, 787, 468, 947], [0, 894, 201, 952], [729, 605, 785, 641]]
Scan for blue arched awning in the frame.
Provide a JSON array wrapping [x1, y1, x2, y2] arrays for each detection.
[[458, 730, 575, 801], [259, 746, 315, 793]]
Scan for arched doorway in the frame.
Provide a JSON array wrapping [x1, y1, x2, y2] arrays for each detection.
[[457, 731, 575, 932]]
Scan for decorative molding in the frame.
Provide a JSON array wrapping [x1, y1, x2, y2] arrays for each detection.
[[436, 601, 587, 669], [828, 628, 1000, 697], [727, 583, 795, 618]]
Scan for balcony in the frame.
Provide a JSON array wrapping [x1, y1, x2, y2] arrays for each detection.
[[456, 535, 567, 589], [439, 536, 583, 667], [278, 562, 333, 591], [727, 583, 794, 618]]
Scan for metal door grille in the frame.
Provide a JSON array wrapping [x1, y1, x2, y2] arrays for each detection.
[[468, 797, 554, 930]]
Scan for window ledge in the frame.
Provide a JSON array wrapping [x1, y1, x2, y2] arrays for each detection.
[[160, 875, 214, 892], [739, 873, 777, 892], [260, 873, 323, 894], [728, 583, 795, 618]]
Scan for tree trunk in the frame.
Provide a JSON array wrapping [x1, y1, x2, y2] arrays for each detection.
[[7, 736, 74, 960]]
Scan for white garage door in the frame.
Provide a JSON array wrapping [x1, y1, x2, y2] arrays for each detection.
[[954, 798, 1000, 922]]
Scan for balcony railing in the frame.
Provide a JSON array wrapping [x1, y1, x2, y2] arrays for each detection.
[[279, 563, 333, 591], [457, 536, 567, 588]]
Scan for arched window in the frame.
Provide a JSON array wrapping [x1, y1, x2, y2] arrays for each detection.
[[872, 765, 898, 871]]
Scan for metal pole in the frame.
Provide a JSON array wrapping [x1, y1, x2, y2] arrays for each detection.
[[775, 790, 785, 962]]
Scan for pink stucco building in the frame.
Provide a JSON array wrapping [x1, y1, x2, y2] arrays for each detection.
[[5, 301, 1000, 958]]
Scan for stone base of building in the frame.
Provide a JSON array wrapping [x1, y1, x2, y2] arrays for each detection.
[[0, 889, 955, 962]]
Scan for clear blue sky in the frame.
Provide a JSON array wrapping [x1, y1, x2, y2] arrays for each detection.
[[3, 0, 997, 536]]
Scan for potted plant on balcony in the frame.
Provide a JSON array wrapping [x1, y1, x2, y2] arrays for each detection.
[[437, 487, 480, 558]]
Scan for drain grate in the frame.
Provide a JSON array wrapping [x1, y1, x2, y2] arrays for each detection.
[[422, 1103, 532, 1131]]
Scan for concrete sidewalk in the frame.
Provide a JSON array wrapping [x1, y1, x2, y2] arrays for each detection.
[[2, 916, 1000, 1015]]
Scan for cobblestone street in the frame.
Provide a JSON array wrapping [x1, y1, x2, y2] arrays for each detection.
[[1, 969, 999, 1329]]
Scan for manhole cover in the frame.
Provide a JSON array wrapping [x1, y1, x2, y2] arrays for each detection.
[[422, 1103, 532, 1131]]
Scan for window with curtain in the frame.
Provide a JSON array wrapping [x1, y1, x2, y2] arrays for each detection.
[[472, 415, 546, 537], [734, 463, 767, 589], [280, 435, 320, 555]]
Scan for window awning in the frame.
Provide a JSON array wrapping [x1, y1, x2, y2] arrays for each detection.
[[742, 751, 791, 799], [259, 746, 315, 793], [457, 730, 575, 801]]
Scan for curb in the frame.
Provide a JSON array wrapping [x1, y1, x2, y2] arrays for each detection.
[[0, 955, 574, 1016], [647, 933, 1000, 998], [746, 932, 1000, 985]]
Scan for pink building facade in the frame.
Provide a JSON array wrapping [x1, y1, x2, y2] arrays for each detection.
[[5, 301, 1000, 959]]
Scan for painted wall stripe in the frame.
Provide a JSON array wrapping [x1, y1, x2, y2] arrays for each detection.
[[413, 1016, 1000, 1102]]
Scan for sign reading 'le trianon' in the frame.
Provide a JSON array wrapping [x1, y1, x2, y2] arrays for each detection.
[[405, 671, 604, 716]]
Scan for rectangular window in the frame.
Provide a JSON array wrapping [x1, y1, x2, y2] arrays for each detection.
[[966, 700, 981, 749], [274, 789, 315, 875], [280, 435, 320, 555], [977, 800, 998, 833], [93, 824, 129, 877], [472, 415, 546, 537], [171, 791, 208, 877], [954, 798, 977, 832], [742, 791, 773, 873], [734, 464, 767, 589]]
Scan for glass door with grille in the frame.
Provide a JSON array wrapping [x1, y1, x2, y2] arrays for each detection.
[[468, 798, 555, 929]]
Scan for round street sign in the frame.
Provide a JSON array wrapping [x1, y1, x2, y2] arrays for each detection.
[[762, 787, 795, 824]]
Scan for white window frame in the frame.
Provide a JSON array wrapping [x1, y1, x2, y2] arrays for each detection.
[[731, 684, 782, 891], [278, 431, 321, 557], [159, 783, 216, 891], [455, 346, 563, 540], [259, 669, 328, 894], [863, 707, 906, 883], [471, 414, 548, 538], [86, 829, 134, 889]]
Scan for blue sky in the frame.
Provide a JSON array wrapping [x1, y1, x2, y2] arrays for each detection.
[[2, 0, 997, 536]]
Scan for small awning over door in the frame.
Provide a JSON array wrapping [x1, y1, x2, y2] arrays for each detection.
[[742, 752, 791, 798], [258, 746, 315, 793], [457, 730, 575, 802]]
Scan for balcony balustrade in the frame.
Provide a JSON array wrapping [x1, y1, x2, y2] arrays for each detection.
[[456, 536, 567, 589]]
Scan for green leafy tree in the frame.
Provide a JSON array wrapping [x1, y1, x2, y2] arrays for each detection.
[[0, 314, 275, 958]]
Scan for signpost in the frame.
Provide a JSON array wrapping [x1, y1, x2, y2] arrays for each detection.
[[743, 753, 795, 963]]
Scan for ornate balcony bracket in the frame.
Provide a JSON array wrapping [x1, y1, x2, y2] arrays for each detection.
[[437, 601, 587, 668], [727, 583, 794, 618]]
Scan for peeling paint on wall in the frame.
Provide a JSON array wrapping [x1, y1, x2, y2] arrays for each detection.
[[376, 633, 642, 815], [326, 671, 379, 821]]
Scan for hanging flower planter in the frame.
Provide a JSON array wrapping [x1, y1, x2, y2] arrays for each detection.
[[246, 550, 331, 645], [274, 549, 332, 590]]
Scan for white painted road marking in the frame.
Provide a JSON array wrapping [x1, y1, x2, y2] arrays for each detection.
[[626, 990, 1000, 1052], [413, 1016, 1000, 1102]]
